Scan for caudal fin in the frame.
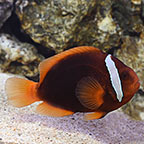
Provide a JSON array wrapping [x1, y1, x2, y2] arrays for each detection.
[[5, 77, 40, 107]]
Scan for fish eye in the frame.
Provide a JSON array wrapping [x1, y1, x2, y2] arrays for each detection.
[[121, 71, 130, 80]]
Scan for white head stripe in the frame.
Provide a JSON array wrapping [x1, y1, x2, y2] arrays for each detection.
[[105, 54, 124, 102]]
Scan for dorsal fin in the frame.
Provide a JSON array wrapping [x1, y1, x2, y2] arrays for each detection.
[[105, 54, 124, 102], [76, 76, 105, 110], [39, 46, 100, 85]]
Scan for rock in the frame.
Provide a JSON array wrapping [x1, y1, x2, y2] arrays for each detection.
[[110, 0, 144, 121], [15, 0, 123, 52], [15, 0, 144, 53], [15, 0, 97, 52], [0, 33, 44, 78], [74, 0, 121, 51], [0, 0, 13, 29], [115, 35, 144, 120], [115, 36, 144, 91], [122, 92, 144, 120], [112, 0, 143, 34]]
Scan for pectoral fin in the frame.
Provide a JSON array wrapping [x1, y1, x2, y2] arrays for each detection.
[[36, 102, 74, 117], [76, 76, 104, 110], [84, 111, 106, 120]]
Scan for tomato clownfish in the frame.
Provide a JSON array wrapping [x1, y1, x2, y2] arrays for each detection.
[[5, 46, 140, 120]]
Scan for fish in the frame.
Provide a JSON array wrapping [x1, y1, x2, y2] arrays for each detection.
[[5, 46, 140, 120]]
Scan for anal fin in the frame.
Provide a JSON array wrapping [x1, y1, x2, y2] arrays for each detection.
[[84, 111, 106, 120], [36, 102, 74, 117]]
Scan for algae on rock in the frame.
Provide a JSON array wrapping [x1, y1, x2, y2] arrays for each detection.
[[115, 36, 144, 121], [115, 36, 144, 91], [0, 33, 44, 77], [15, 0, 144, 52], [16, 0, 97, 52], [15, 0, 124, 52]]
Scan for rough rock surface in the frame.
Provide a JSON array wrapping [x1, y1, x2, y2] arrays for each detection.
[[110, 0, 144, 120], [15, 0, 121, 52], [15, 0, 97, 52], [15, 0, 144, 53], [115, 36, 144, 91], [122, 92, 144, 121], [115, 35, 144, 120], [0, 73, 144, 144], [0, 0, 13, 29], [0, 33, 44, 77]]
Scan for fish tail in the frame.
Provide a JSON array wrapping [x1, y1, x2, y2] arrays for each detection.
[[5, 77, 40, 107]]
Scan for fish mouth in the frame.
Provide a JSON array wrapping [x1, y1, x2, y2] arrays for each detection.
[[134, 81, 140, 90]]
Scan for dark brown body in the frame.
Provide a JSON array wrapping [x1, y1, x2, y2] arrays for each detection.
[[37, 47, 132, 114]]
